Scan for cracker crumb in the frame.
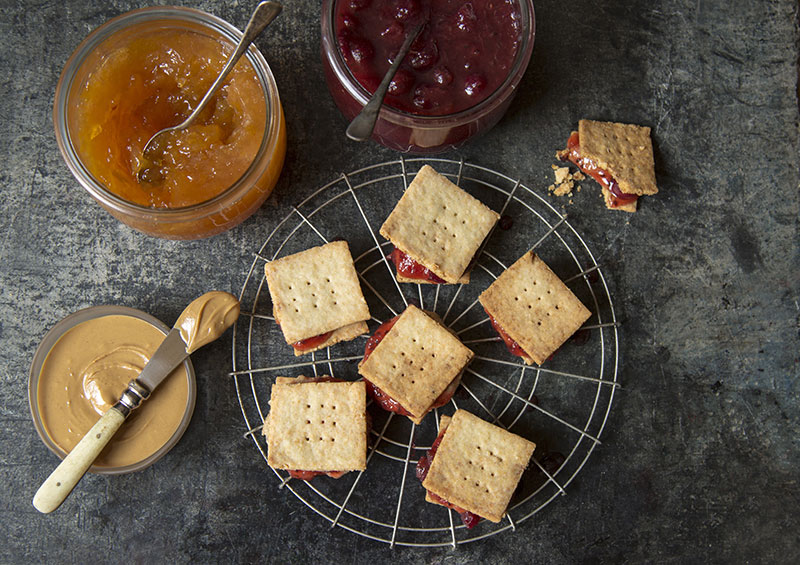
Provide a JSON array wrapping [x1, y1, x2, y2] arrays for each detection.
[[548, 163, 584, 199], [554, 166, 571, 184], [552, 179, 574, 197]]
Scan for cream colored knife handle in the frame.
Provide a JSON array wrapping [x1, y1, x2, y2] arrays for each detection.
[[33, 407, 126, 514]]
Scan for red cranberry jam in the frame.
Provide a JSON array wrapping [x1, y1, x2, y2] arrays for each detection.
[[335, 0, 522, 116], [486, 312, 528, 359], [390, 247, 446, 283], [363, 315, 400, 362], [292, 331, 334, 352], [416, 426, 481, 528]]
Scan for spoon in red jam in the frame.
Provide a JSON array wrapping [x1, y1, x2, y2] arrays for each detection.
[[345, 22, 425, 142]]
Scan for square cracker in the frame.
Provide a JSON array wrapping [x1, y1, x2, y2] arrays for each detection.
[[264, 241, 370, 345], [578, 120, 658, 196], [479, 252, 591, 365], [357, 305, 474, 424], [380, 165, 499, 284], [265, 377, 367, 472], [422, 410, 535, 523]]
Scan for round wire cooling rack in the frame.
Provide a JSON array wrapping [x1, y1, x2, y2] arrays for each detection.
[[231, 157, 620, 548]]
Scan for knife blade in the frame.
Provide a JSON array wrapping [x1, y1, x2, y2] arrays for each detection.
[[135, 328, 189, 394]]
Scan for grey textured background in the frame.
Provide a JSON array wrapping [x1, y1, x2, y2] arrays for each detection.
[[1, 0, 798, 563]]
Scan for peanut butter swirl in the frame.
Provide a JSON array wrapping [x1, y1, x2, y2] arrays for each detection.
[[175, 291, 240, 353], [37, 314, 190, 468]]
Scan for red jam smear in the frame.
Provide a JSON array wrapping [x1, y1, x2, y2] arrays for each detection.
[[487, 312, 528, 359], [416, 426, 481, 528], [292, 330, 334, 352], [365, 379, 414, 417], [363, 315, 400, 362], [390, 247, 446, 283], [335, 0, 522, 116], [563, 132, 638, 208], [365, 377, 456, 417]]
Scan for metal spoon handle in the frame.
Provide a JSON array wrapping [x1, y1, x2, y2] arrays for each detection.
[[346, 22, 425, 142], [142, 1, 282, 156], [190, 1, 282, 125]]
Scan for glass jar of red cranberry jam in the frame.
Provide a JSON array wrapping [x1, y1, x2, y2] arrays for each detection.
[[321, 0, 535, 154]]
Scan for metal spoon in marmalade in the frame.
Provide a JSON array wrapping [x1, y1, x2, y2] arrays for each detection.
[[138, 1, 282, 182]]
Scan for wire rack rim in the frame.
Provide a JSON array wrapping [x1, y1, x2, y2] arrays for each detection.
[[232, 157, 619, 547]]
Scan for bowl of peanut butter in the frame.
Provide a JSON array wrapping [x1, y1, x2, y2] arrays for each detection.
[[29, 305, 197, 474]]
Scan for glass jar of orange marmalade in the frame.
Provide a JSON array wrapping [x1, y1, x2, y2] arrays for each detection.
[[54, 7, 286, 239]]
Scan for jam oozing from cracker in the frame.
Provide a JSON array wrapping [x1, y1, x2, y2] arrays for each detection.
[[487, 312, 529, 359], [390, 247, 447, 284], [292, 331, 334, 352], [363, 315, 401, 362], [363, 315, 412, 415], [416, 426, 481, 528], [365, 377, 457, 418], [562, 131, 638, 208], [365, 379, 413, 417]]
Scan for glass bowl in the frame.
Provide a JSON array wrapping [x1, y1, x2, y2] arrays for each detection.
[[54, 6, 287, 239], [321, 0, 535, 154], [28, 305, 197, 475]]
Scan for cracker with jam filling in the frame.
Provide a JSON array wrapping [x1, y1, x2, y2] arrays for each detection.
[[479, 251, 591, 365], [380, 165, 500, 284], [559, 120, 658, 212], [264, 241, 371, 355], [422, 410, 535, 524], [357, 305, 474, 424], [264, 377, 367, 477]]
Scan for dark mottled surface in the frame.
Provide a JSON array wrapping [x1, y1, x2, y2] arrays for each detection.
[[1, 0, 798, 563]]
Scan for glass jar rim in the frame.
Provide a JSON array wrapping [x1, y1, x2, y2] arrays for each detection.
[[321, 0, 536, 125], [54, 6, 282, 218], [28, 305, 197, 475]]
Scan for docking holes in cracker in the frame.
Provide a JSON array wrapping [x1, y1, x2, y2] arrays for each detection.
[[264, 241, 371, 355], [358, 305, 474, 424], [380, 165, 499, 284], [479, 251, 591, 365], [265, 377, 367, 476], [421, 410, 535, 523]]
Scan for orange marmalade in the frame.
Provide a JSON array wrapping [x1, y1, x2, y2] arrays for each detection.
[[73, 28, 267, 208]]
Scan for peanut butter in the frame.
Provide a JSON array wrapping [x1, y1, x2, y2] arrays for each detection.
[[175, 291, 240, 354], [37, 315, 190, 468]]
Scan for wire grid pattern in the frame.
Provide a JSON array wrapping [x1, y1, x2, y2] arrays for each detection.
[[231, 158, 619, 547]]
